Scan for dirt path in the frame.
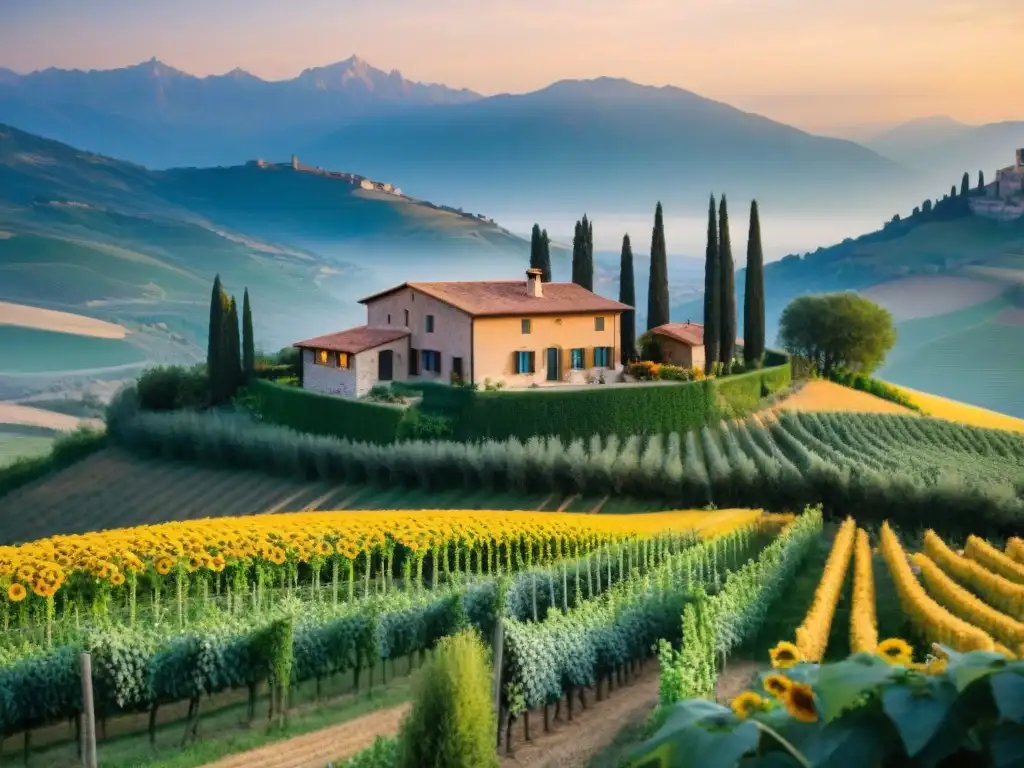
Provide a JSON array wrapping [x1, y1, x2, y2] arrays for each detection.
[[501, 667, 661, 768], [0, 402, 104, 432], [201, 702, 411, 768], [556, 494, 579, 513], [714, 659, 766, 705]]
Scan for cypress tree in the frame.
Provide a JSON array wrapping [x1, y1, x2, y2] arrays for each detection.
[[539, 228, 552, 282], [585, 216, 595, 291], [242, 288, 255, 382], [647, 202, 670, 329], [529, 224, 543, 273], [960, 172, 969, 197], [618, 234, 637, 363], [743, 200, 765, 368], [950, 184, 957, 198], [207, 275, 225, 402], [225, 295, 242, 398], [718, 195, 736, 368], [702, 195, 720, 373], [571, 219, 584, 286], [979, 170, 985, 189]]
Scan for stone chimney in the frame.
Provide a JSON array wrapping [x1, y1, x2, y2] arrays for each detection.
[[526, 268, 543, 298]]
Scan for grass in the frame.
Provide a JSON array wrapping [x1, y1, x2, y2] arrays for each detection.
[[0, 426, 57, 467], [0, 325, 145, 373]]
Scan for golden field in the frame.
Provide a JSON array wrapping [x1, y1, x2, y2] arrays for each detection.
[[886, 383, 1024, 433]]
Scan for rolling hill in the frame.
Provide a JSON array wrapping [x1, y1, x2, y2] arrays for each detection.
[[0, 124, 535, 398], [303, 77, 913, 217]]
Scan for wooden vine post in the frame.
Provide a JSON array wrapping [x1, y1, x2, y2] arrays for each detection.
[[80, 652, 98, 768]]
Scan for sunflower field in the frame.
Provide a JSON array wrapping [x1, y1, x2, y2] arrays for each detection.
[[0, 507, 781, 746]]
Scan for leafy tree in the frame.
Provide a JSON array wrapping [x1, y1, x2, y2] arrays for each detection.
[[398, 629, 498, 768], [960, 172, 970, 197], [979, 170, 985, 189], [647, 202, 670, 329], [539, 228, 552, 282], [618, 233, 637, 363], [718, 195, 737, 367], [702, 194, 720, 373], [242, 288, 255, 382], [743, 200, 765, 368], [778, 292, 896, 375]]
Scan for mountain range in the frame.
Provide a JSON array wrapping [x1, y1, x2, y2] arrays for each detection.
[[0, 56, 923, 219]]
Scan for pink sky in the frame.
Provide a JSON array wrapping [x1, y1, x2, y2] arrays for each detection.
[[2, 0, 1022, 133]]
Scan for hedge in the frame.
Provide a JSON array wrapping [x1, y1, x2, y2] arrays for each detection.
[[0, 428, 107, 501], [249, 359, 791, 445], [249, 380, 405, 445]]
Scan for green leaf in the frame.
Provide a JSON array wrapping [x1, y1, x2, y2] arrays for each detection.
[[990, 671, 1024, 724], [815, 653, 895, 722], [989, 722, 1024, 768], [655, 698, 734, 737], [797, 719, 887, 768], [949, 651, 1010, 693], [881, 678, 957, 757]]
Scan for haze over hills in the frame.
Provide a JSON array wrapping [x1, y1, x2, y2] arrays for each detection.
[[0, 124, 535, 398], [0, 56, 480, 168], [867, 116, 1024, 188], [0, 56, 920, 223]]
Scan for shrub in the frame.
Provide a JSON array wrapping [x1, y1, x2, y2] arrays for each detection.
[[364, 384, 405, 404], [136, 365, 209, 411], [828, 368, 919, 411], [398, 629, 498, 768], [249, 379, 404, 444]]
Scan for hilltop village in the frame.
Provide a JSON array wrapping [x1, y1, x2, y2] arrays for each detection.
[[248, 154, 496, 224]]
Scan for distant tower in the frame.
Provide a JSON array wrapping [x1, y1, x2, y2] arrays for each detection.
[[291, 154, 299, 170]]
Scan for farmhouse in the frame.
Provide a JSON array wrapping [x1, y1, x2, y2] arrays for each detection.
[[970, 149, 1024, 222], [647, 322, 743, 370], [293, 269, 631, 398]]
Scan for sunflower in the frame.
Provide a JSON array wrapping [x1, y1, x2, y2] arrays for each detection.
[[922, 657, 948, 676], [155, 557, 174, 576], [782, 681, 818, 723], [769, 641, 802, 669], [7, 582, 27, 602], [730, 691, 764, 720], [877, 638, 913, 666], [763, 674, 792, 698], [110, 572, 126, 586]]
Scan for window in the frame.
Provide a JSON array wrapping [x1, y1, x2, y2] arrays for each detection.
[[521, 318, 531, 334], [425, 314, 435, 333], [452, 356, 464, 381], [570, 348, 585, 370], [594, 346, 613, 368], [515, 350, 536, 374], [421, 350, 441, 373], [404, 309, 410, 326], [594, 316, 605, 331], [315, 349, 329, 365], [387, 314, 391, 324], [338, 352, 351, 369], [409, 348, 419, 375]]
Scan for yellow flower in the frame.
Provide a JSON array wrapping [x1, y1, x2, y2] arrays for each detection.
[[763, 674, 792, 698], [877, 638, 914, 666], [7, 582, 27, 602], [155, 557, 174, 576], [769, 641, 802, 669], [730, 691, 764, 719], [110, 572, 126, 586], [782, 681, 818, 723]]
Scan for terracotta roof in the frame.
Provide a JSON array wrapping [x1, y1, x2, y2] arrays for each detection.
[[292, 325, 409, 354], [650, 322, 705, 346], [358, 280, 631, 317], [649, 322, 745, 348]]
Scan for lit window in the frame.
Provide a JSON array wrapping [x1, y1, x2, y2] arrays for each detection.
[[316, 349, 328, 365], [338, 352, 351, 369]]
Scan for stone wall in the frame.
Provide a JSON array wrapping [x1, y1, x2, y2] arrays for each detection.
[[302, 348, 356, 397]]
